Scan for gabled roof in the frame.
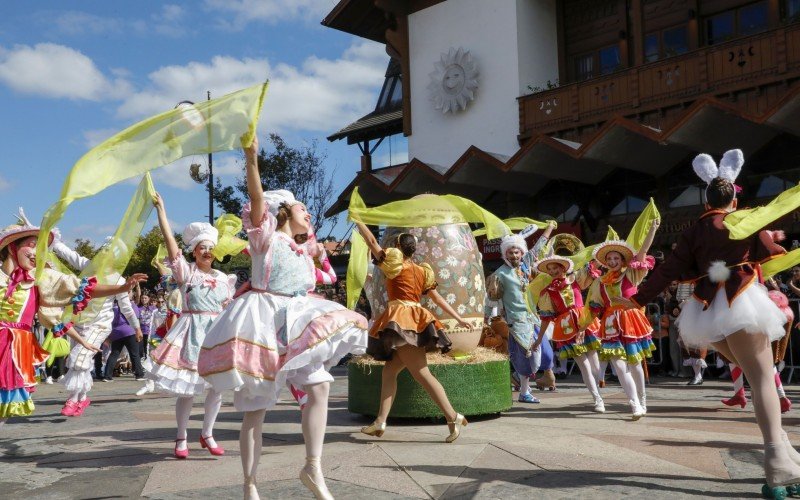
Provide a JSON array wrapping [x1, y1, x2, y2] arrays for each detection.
[[326, 87, 800, 216], [327, 109, 403, 144]]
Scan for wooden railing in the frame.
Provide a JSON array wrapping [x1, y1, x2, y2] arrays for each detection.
[[518, 23, 800, 139]]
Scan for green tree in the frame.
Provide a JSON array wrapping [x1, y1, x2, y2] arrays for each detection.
[[192, 133, 339, 235], [123, 226, 183, 289]]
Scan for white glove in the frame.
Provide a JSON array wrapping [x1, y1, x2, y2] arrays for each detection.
[[49, 227, 63, 249], [518, 224, 539, 239]]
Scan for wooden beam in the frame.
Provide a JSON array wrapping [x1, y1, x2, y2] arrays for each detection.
[[630, 0, 644, 67], [557, 0, 568, 83]]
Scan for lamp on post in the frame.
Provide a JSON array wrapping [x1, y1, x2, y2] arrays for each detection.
[[178, 91, 214, 223]]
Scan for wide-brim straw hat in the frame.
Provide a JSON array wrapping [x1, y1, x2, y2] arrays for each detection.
[[592, 240, 635, 266], [535, 255, 574, 274]]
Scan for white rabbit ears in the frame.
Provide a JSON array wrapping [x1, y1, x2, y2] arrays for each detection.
[[692, 149, 744, 185]]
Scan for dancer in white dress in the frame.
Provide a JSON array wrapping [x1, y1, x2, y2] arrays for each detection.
[[198, 135, 368, 500], [144, 193, 236, 459]]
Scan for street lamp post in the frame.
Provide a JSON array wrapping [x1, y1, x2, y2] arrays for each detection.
[[178, 91, 214, 223]]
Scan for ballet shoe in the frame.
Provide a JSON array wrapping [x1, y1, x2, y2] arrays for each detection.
[[446, 413, 468, 443], [781, 397, 792, 414], [722, 389, 748, 409], [360, 420, 386, 438], [300, 458, 334, 500], [639, 394, 647, 415], [200, 435, 225, 456], [598, 379, 606, 388], [243, 476, 259, 500], [765, 442, 800, 489], [174, 438, 189, 459]]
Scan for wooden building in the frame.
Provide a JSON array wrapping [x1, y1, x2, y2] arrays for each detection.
[[324, 0, 800, 248]]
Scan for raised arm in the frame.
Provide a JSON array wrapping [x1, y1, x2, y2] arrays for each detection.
[[635, 218, 661, 263], [153, 193, 180, 261], [244, 135, 263, 228], [51, 236, 90, 271], [354, 221, 384, 260]]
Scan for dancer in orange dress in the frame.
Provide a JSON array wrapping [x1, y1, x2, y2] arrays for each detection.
[[355, 222, 471, 443]]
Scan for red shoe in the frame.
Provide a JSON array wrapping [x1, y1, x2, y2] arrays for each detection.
[[79, 398, 91, 409], [60, 400, 79, 417], [721, 388, 747, 409], [199, 435, 225, 456], [598, 380, 606, 388], [780, 397, 792, 414], [174, 439, 189, 459]]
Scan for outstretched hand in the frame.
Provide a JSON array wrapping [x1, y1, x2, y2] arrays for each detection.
[[244, 133, 259, 159], [153, 192, 164, 210], [124, 274, 149, 291]]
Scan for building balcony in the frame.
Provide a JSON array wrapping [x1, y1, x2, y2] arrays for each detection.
[[518, 23, 800, 142]]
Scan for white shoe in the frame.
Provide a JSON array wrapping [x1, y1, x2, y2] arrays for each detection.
[[57, 375, 65, 382], [593, 399, 606, 414], [300, 457, 333, 500], [45, 376, 53, 385], [630, 401, 645, 421], [639, 394, 647, 415], [135, 380, 154, 396]]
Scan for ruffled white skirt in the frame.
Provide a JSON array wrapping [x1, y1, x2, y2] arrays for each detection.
[[145, 314, 212, 397], [198, 291, 368, 412], [676, 283, 787, 348]]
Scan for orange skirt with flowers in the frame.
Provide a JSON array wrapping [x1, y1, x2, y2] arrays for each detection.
[[598, 305, 655, 363], [367, 300, 451, 361]]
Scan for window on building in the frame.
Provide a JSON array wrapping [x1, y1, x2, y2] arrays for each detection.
[[669, 186, 703, 208], [663, 26, 689, 57], [757, 175, 796, 197], [705, 1, 769, 45], [644, 33, 660, 62], [599, 45, 621, 75], [706, 10, 735, 45], [610, 196, 648, 216], [575, 53, 594, 81], [788, 0, 800, 22], [644, 25, 689, 62], [740, 2, 769, 35]]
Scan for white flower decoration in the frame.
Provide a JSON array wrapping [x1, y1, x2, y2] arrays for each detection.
[[457, 276, 468, 287], [457, 304, 467, 315], [439, 268, 451, 280], [469, 296, 476, 307], [446, 293, 456, 304], [474, 275, 483, 291], [446, 255, 458, 267]]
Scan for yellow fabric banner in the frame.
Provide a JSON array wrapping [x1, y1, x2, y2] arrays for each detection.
[[472, 217, 548, 237], [64, 174, 156, 323], [346, 230, 368, 310], [763, 248, 800, 279], [37, 82, 268, 278], [345, 187, 509, 309], [212, 213, 247, 261], [724, 184, 800, 240], [151, 243, 169, 273]]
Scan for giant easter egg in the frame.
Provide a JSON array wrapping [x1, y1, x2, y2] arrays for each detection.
[[366, 196, 485, 355]]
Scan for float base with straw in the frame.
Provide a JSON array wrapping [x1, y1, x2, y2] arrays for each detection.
[[348, 348, 511, 418]]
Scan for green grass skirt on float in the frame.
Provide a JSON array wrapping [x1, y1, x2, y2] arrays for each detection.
[[348, 347, 512, 418]]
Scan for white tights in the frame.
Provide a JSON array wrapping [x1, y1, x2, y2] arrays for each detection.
[[175, 390, 223, 450], [609, 358, 641, 406], [574, 354, 601, 398], [629, 361, 646, 400], [239, 382, 331, 495]]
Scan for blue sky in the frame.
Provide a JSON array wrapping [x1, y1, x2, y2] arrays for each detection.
[[0, 0, 408, 245]]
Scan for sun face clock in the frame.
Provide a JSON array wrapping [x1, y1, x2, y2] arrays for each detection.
[[427, 47, 479, 114]]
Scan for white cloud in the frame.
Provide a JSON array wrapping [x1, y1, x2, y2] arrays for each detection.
[[0, 43, 131, 100], [204, 0, 330, 28], [117, 40, 388, 134], [0, 174, 10, 192], [47, 11, 124, 36], [151, 157, 208, 191]]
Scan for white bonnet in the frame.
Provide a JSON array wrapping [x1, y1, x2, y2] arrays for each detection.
[[500, 234, 527, 267], [263, 189, 299, 217], [182, 222, 218, 252]]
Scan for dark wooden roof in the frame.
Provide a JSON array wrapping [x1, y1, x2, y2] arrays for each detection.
[[327, 109, 403, 143], [321, 0, 391, 43]]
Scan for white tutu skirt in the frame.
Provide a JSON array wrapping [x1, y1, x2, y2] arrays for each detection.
[[676, 283, 787, 348], [198, 291, 368, 412], [145, 314, 212, 397], [62, 324, 111, 394]]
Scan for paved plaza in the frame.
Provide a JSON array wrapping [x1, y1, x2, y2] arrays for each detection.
[[2, 368, 799, 499]]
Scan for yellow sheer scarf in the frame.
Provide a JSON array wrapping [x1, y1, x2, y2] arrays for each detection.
[[345, 187, 509, 309], [36, 82, 268, 278]]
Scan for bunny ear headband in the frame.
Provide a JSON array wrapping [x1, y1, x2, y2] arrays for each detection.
[[692, 149, 744, 198]]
